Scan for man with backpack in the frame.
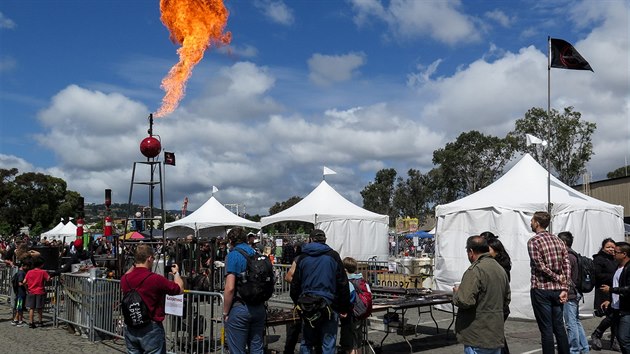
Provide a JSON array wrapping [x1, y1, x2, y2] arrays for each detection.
[[121, 244, 184, 354], [557, 231, 590, 354], [223, 227, 273, 354], [290, 229, 351, 354]]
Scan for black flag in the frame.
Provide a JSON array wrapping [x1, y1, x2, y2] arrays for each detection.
[[164, 151, 176, 166], [550, 38, 593, 71]]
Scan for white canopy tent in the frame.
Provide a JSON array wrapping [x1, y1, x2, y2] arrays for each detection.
[[260, 180, 389, 261], [164, 195, 261, 239], [41, 221, 64, 240], [434, 154, 625, 319], [42, 221, 78, 243]]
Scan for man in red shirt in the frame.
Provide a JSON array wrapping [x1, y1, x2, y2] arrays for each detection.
[[122, 244, 184, 354], [23, 257, 50, 328]]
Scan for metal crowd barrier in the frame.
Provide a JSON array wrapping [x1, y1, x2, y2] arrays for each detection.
[[0, 266, 13, 302], [52, 273, 225, 353]]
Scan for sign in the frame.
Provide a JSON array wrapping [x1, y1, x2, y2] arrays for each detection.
[[165, 294, 184, 316], [275, 238, 283, 247]]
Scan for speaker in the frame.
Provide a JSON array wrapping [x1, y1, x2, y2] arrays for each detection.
[[31, 246, 60, 271]]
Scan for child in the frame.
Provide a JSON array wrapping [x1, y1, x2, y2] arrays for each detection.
[[23, 257, 50, 328], [11, 262, 27, 327], [340, 257, 370, 354]]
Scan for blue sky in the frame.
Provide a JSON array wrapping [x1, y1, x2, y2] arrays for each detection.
[[0, 0, 628, 215]]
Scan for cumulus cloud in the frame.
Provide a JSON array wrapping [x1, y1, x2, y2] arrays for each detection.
[[0, 154, 34, 173], [254, 0, 294, 25], [349, 0, 482, 45], [308, 52, 366, 86]]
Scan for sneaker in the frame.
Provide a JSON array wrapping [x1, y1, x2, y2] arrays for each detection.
[[28, 323, 36, 329], [16, 321, 25, 327], [612, 339, 620, 351], [36, 321, 44, 327], [10, 320, 18, 326], [591, 332, 602, 351]]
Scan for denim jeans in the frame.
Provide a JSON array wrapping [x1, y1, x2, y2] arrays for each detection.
[[563, 300, 589, 353], [300, 311, 339, 354], [124, 321, 166, 354], [464, 345, 502, 354], [618, 312, 630, 354], [531, 289, 570, 354], [225, 303, 266, 354]]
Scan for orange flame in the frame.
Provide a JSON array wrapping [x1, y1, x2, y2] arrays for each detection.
[[156, 0, 231, 117]]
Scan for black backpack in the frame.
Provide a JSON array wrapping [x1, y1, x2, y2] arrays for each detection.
[[121, 273, 154, 328], [234, 248, 275, 305], [568, 249, 595, 294]]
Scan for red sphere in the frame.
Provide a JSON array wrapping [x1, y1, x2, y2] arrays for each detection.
[[140, 136, 161, 158]]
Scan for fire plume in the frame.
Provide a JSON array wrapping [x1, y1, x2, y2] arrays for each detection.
[[156, 0, 231, 117]]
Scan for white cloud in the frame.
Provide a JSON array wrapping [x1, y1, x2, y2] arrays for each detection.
[[0, 154, 34, 173], [308, 52, 366, 86], [349, 0, 482, 45], [0, 12, 16, 29], [485, 9, 512, 27], [254, 0, 294, 25]]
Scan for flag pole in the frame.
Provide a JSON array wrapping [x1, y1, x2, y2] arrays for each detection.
[[546, 36, 552, 222]]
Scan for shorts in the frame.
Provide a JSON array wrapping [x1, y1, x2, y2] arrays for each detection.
[[339, 316, 363, 350], [14, 295, 25, 311], [25, 294, 46, 309]]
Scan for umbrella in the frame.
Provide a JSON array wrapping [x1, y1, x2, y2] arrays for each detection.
[[120, 231, 145, 240], [405, 231, 434, 239]]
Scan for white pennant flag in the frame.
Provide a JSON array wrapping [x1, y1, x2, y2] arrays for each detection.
[[212, 186, 219, 194], [323, 166, 337, 176], [526, 134, 547, 147]]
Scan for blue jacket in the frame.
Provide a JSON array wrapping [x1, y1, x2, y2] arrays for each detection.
[[290, 242, 351, 314]]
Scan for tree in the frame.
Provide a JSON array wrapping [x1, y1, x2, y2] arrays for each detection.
[[0, 168, 82, 236], [392, 169, 432, 224], [432, 131, 517, 203], [607, 165, 630, 179], [509, 106, 596, 185], [361, 168, 397, 225]]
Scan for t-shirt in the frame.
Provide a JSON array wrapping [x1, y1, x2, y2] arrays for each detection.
[[612, 266, 622, 309], [121, 267, 182, 322], [24, 268, 50, 295], [226, 243, 256, 275]]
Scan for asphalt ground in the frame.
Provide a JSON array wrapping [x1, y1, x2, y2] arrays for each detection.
[[0, 298, 621, 354]]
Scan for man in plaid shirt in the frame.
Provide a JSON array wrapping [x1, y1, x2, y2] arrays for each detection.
[[527, 211, 571, 354]]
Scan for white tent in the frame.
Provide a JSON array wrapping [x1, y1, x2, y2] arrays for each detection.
[[164, 195, 261, 239], [41, 221, 64, 239], [260, 180, 390, 261], [42, 221, 78, 242], [434, 154, 625, 319]]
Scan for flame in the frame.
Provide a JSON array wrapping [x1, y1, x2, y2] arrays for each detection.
[[156, 0, 231, 117]]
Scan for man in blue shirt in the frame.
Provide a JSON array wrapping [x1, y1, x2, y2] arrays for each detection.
[[223, 228, 266, 354]]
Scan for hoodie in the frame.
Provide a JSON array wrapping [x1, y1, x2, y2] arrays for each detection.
[[290, 242, 351, 314]]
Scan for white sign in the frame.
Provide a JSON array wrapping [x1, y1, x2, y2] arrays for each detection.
[[165, 294, 184, 316], [275, 238, 283, 247]]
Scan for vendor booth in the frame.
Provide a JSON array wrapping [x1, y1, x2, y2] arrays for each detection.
[[260, 180, 389, 261], [434, 154, 625, 320]]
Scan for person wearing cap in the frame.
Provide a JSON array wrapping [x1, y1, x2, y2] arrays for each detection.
[[290, 229, 350, 354]]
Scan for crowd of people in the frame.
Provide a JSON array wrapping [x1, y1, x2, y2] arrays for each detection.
[[2, 210, 629, 354], [452, 211, 630, 354]]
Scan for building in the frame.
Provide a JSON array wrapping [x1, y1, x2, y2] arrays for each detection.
[[573, 175, 630, 224]]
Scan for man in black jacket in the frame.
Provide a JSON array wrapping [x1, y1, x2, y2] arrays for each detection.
[[290, 229, 350, 354], [601, 241, 630, 354]]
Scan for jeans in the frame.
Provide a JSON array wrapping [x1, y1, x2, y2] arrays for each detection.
[[531, 289, 570, 354], [300, 311, 339, 354], [464, 346, 501, 354], [226, 303, 266, 354], [563, 300, 589, 353], [124, 321, 166, 354], [618, 312, 630, 354]]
